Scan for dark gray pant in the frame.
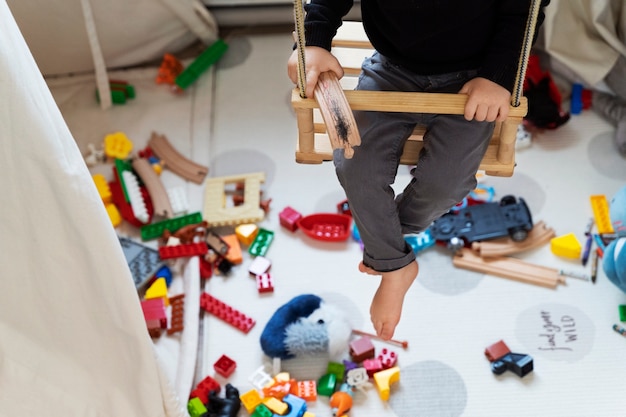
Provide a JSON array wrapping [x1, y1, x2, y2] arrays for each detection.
[[334, 52, 495, 272]]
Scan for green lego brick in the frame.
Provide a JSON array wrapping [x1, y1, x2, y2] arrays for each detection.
[[140, 212, 204, 241], [248, 228, 274, 257], [251, 403, 272, 417], [187, 397, 207, 417], [619, 305, 626, 322], [175, 39, 228, 90], [327, 361, 346, 382]]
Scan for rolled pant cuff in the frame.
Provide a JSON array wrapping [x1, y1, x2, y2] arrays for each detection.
[[363, 244, 416, 273]]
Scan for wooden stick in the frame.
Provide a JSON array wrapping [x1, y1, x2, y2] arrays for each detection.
[[313, 71, 361, 159], [352, 329, 409, 349]]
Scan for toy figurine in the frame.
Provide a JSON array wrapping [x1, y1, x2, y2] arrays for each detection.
[[604, 185, 626, 293], [206, 384, 241, 417]]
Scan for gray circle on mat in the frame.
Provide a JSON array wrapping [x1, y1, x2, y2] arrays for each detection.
[[515, 303, 595, 362], [417, 247, 483, 295], [389, 361, 467, 417], [481, 172, 546, 215], [588, 131, 626, 180], [216, 36, 252, 70], [211, 149, 276, 188]]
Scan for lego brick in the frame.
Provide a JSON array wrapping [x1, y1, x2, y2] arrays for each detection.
[[279, 206, 303, 232], [550, 233, 582, 259], [235, 223, 259, 246], [249, 228, 274, 257], [349, 336, 375, 363], [200, 293, 256, 333], [249, 256, 271, 276], [378, 348, 398, 369], [118, 237, 163, 289], [240, 389, 262, 414], [158, 242, 208, 260], [214, 354, 237, 378], [140, 212, 203, 241], [256, 273, 274, 293], [373, 367, 400, 401]]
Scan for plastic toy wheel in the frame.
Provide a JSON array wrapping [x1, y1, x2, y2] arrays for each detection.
[[509, 227, 529, 242], [499, 195, 517, 206], [491, 360, 507, 375]]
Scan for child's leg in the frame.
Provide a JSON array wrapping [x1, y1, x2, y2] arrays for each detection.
[[334, 53, 426, 339], [395, 113, 495, 234]]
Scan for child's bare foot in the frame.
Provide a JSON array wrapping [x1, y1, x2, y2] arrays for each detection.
[[369, 260, 418, 340]]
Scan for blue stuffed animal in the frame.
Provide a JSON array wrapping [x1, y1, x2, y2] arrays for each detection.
[[603, 185, 626, 292], [260, 294, 352, 360]]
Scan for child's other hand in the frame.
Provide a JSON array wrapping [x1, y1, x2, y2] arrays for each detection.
[[287, 45, 344, 98], [459, 77, 511, 122]]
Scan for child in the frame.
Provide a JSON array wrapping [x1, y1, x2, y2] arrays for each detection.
[[288, 0, 549, 340]]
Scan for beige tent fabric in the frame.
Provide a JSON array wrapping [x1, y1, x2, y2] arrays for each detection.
[[0, 3, 187, 415], [542, 0, 626, 86], [6, 0, 218, 76]]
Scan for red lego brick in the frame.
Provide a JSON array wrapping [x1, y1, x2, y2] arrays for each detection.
[[279, 206, 303, 232], [200, 293, 256, 333], [485, 340, 511, 362], [199, 256, 213, 279], [213, 354, 237, 378], [158, 242, 208, 259], [256, 273, 274, 293], [167, 294, 185, 335], [190, 375, 220, 403]]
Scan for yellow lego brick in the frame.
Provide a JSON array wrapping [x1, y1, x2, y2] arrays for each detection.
[[144, 277, 169, 306], [239, 389, 262, 414], [373, 366, 400, 401], [550, 233, 582, 259], [303, 412, 316, 417], [105, 203, 122, 227], [92, 174, 113, 205], [262, 397, 288, 415], [236, 223, 259, 246], [104, 131, 133, 159], [274, 372, 290, 382], [590, 195, 615, 234]]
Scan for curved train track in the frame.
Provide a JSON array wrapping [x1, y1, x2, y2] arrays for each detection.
[[148, 132, 208, 185]]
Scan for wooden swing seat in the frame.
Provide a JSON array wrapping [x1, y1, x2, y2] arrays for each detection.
[[292, 21, 528, 177]]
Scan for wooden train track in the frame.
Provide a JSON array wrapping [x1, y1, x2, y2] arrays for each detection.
[[148, 132, 208, 184], [470, 221, 556, 257], [453, 247, 566, 289], [131, 157, 174, 219]]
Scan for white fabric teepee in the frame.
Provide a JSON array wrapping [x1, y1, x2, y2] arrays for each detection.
[[0, 1, 214, 415]]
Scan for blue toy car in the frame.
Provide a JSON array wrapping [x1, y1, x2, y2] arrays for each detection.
[[429, 195, 533, 245]]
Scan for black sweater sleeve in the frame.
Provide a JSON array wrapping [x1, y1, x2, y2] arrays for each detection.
[[303, 0, 353, 50]]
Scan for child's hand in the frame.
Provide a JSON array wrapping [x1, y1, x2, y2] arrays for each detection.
[[287, 45, 344, 98], [459, 77, 511, 122]]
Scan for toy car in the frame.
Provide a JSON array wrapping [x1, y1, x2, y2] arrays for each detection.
[[429, 195, 533, 245]]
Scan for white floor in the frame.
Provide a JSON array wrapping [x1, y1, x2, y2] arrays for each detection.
[[50, 30, 626, 417]]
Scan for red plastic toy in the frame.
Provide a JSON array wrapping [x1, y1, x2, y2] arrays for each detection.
[[297, 213, 352, 242]]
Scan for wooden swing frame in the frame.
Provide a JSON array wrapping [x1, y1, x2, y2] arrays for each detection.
[[291, 13, 538, 177]]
